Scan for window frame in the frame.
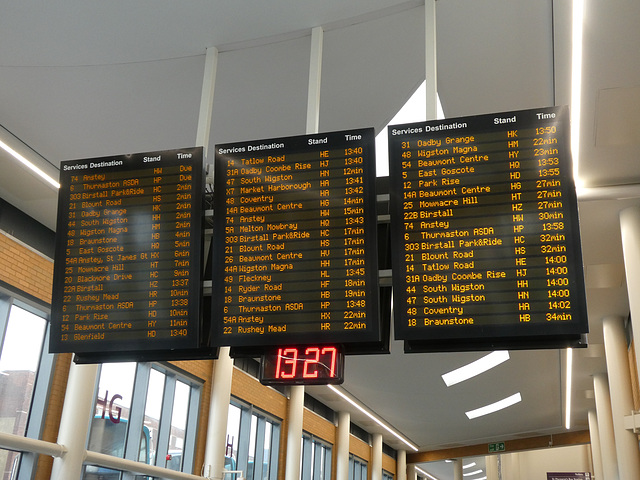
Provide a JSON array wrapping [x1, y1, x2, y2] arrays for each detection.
[[229, 397, 281, 480], [348, 454, 368, 480], [0, 291, 56, 480], [85, 361, 203, 480], [301, 433, 332, 480]]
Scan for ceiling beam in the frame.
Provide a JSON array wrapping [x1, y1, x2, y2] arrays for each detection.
[[407, 430, 590, 463]]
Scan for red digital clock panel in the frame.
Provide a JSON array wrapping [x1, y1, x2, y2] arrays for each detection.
[[259, 345, 345, 385]]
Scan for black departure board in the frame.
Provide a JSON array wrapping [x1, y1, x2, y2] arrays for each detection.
[[389, 106, 588, 350], [212, 128, 380, 348], [50, 148, 204, 354]]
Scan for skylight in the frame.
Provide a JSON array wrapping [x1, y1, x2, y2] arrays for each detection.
[[441, 351, 510, 387], [465, 392, 522, 420]]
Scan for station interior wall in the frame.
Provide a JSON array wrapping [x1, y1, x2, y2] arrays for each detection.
[[0, 2, 636, 473], [0, 217, 397, 479], [0, 190, 610, 480], [501, 445, 592, 480]]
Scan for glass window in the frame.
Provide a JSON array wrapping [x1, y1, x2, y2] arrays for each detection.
[[226, 403, 242, 466], [383, 470, 394, 480], [348, 455, 367, 480], [166, 380, 190, 471], [0, 305, 47, 436], [227, 400, 280, 480], [0, 296, 54, 480], [144, 368, 165, 462], [84, 363, 202, 479], [301, 434, 332, 480], [87, 363, 136, 458]]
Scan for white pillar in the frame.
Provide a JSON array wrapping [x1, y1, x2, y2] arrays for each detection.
[[593, 373, 620, 479], [502, 452, 520, 479], [620, 207, 640, 379], [406, 463, 417, 480], [424, 0, 437, 120], [336, 411, 350, 480], [50, 362, 99, 480], [588, 410, 605, 480], [396, 450, 407, 480], [284, 385, 304, 480], [371, 433, 383, 480], [486, 455, 499, 480], [452, 459, 463, 480], [602, 316, 640, 478], [203, 346, 233, 480]]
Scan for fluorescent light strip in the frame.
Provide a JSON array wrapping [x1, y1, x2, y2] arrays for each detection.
[[463, 470, 483, 477], [465, 392, 522, 419], [463, 462, 477, 469], [442, 351, 510, 387], [415, 466, 439, 480], [571, 0, 584, 185], [0, 139, 60, 189], [565, 348, 573, 429], [327, 385, 419, 451]]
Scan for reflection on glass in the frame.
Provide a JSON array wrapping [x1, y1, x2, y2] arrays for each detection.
[[87, 363, 136, 458], [247, 415, 258, 479], [262, 422, 271, 480], [144, 368, 165, 463], [165, 380, 190, 471], [0, 305, 46, 478], [0, 306, 46, 435], [225, 404, 241, 466]]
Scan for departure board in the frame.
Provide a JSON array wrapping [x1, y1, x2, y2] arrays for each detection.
[[212, 128, 380, 348], [389, 106, 588, 350], [50, 147, 204, 354]]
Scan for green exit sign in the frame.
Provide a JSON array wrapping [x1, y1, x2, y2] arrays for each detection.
[[488, 442, 505, 452]]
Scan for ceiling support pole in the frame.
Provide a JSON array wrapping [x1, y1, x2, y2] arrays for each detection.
[[425, 0, 437, 121], [284, 25, 325, 480], [306, 26, 324, 135], [196, 46, 219, 156], [197, 47, 235, 480]]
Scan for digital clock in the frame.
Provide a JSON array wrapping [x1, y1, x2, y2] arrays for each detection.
[[259, 345, 345, 385]]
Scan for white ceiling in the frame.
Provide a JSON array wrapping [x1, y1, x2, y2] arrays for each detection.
[[2, 1, 640, 478]]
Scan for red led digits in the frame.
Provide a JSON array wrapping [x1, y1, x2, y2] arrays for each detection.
[[275, 348, 298, 378], [303, 347, 320, 378], [321, 346, 337, 377], [260, 345, 344, 385]]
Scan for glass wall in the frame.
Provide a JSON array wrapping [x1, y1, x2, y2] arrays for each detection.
[[83, 362, 202, 479], [226, 399, 280, 480], [0, 295, 54, 480], [348, 455, 368, 480], [300, 434, 332, 480]]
